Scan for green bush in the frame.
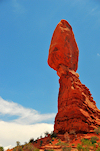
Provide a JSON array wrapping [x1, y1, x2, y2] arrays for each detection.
[[16, 141, 20, 146], [13, 146, 23, 151], [24, 143, 39, 151], [94, 127, 100, 134], [40, 135, 42, 139], [77, 143, 83, 151], [18, 146, 23, 151], [91, 136, 99, 144], [50, 131, 57, 138], [33, 148, 39, 151], [62, 147, 71, 151], [55, 142, 61, 146], [96, 147, 100, 151], [40, 140, 43, 147], [55, 141, 68, 147], [44, 131, 49, 137], [51, 137, 54, 141], [34, 140, 37, 143], [44, 149, 54, 151], [13, 147, 17, 151], [0, 147, 4, 151], [29, 138, 34, 143], [91, 139, 96, 144], [98, 142, 100, 147], [81, 138, 91, 146], [84, 147, 89, 151], [49, 140, 52, 144]]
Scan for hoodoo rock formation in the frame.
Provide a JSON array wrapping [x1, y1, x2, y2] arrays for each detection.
[[48, 19, 100, 136]]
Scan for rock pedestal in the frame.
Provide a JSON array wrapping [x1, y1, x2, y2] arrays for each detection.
[[48, 19, 100, 135], [54, 68, 100, 134]]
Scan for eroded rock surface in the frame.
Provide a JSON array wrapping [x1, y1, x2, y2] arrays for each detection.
[[54, 69, 100, 134], [48, 19, 100, 135], [48, 19, 79, 72]]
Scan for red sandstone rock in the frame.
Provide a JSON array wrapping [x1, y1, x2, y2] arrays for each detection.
[[48, 19, 100, 136], [54, 71, 100, 134], [48, 19, 79, 72]]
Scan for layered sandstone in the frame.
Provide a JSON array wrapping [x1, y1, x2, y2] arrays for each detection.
[[48, 19, 100, 135]]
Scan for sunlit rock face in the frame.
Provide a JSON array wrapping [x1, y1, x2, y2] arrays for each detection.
[[48, 19, 100, 135], [48, 19, 79, 74]]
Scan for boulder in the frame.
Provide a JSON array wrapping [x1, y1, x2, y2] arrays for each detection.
[[48, 19, 100, 135], [48, 19, 79, 72]]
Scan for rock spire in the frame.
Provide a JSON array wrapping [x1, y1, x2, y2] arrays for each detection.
[[48, 19, 100, 135]]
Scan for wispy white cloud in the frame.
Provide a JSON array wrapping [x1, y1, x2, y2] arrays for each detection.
[[0, 97, 55, 149], [0, 97, 55, 124], [4, 145, 12, 151], [97, 53, 100, 56], [0, 121, 53, 150]]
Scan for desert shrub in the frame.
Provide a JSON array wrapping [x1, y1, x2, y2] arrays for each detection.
[[77, 143, 83, 151], [29, 146, 34, 151], [13, 146, 23, 151], [40, 140, 43, 147], [40, 135, 42, 139], [98, 142, 100, 147], [55, 141, 68, 147], [24, 142, 27, 145], [16, 141, 20, 146], [23, 143, 39, 151], [91, 136, 99, 144], [23, 144, 28, 150], [50, 131, 57, 138], [91, 136, 99, 141], [91, 139, 96, 144], [46, 139, 50, 143], [44, 150, 54, 151], [96, 147, 100, 151], [94, 127, 100, 134], [0, 147, 4, 151], [72, 143, 75, 146], [81, 138, 97, 150], [81, 138, 91, 146], [49, 140, 52, 144], [13, 147, 17, 151], [55, 139, 61, 145], [92, 143, 96, 150], [34, 139, 37, 143], [33, 148, 39, 151], [62, 142, 69, 146], [84, 147, 89, 151], [51, 137, 55, 141], [62, 146, 71, 151], [55, 141, 61, 146], [36, 137, 39, 140], [29, 138, 34, 143], [44, 131, 49, 137], [18, 146, 23, 151]]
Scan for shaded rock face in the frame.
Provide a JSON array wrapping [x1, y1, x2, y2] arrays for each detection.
[[48, 19, 100, 135]]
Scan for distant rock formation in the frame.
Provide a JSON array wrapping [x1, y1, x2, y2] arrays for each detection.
[[48, 19, 100, 135]]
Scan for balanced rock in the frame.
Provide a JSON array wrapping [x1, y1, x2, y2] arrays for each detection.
[[48, 19, 79, 74], [48, 19, 100, 135]]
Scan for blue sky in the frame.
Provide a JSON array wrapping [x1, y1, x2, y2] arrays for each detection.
[[0, 0, 100, 149]]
